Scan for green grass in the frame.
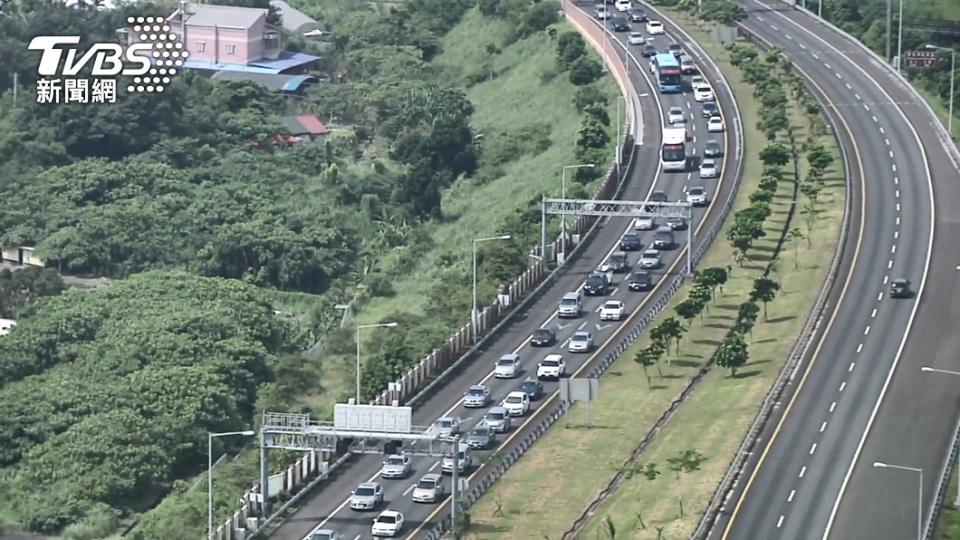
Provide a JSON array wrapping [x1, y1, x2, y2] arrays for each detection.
[[467, 13, 845, 540], [939, 468, 960, 539]]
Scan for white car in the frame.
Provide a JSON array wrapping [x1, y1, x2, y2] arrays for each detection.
[[537, 353, 567, 380], [646, 20, 664, 35], [634, 216, 655, 230], [694, 84, 714, 102], [594, 4, 611, 19], [707, 115, 725, 132], [628, 32, 645, 45], [690, 75, 705, 88], [501, 391, 531, 416], [568, 331, 594, 353], [639, 249, 662, 269], [372, 510, 404, 537], [615, 0, 632, 11], [686, 186, 708, 206], [494, 353, 521, 378], [350, 482, 384, 510], [600, 300, 625, 321], [380, 454, 411, 479], [667, 106, 685, 125], [411, 473, 445, 503], [699, 159, 719, 179]]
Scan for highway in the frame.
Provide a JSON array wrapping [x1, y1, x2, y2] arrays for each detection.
[[266, 3, 745, 540], [704, 1, 960, 539]]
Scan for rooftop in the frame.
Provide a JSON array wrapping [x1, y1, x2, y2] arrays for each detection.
[[172, 3, 268, 29], [269, 0, 322, 33], [210, 71, 318, 92]]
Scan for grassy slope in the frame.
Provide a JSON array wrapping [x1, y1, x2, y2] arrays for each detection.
[[467, 15, 844, 540]]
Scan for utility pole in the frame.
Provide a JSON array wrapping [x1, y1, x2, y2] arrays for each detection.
[[886, 0, 892, 63], [450, 435, 460, 535], [897, 0, 904, 73]]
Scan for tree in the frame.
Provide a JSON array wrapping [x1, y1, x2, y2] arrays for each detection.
[[807, 143, 834, 172], [576, 116, 610, 151], [786, 227, 804, 267], [697, 267, 729, 299], [636, 342, 665, 380], [736, 301, 760, 340], [520, 2, 560, 36], [750, 277, 781, 320], [715, 333, 749, 377], [634, 348, 656, 388], [0, 268, 64, 319], [574, 84, 609, 112], [675, 299, 701, 329], [689, 284, 712, 316], [759, 143, 791, 167], [653, 317, 685, 355], [569, 56, 604, 86], [583, 103, 611, 126]]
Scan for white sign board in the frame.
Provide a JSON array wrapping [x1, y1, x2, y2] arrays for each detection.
[[334, 404, 413, 433]]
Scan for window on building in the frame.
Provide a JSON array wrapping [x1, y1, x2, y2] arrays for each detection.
[[197, 41, 206, 52], [226, 44, 236, 55]]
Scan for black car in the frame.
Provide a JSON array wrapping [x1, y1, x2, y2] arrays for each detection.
[[668, 43, 683, 57], [584, 272, 609, 296], [608, 251, 629, 273], [611, 15, 630, 32], [704, 139, 723, 158], [890, 278, 912, 298], [620, 232, 642, 251], [701, 101, 718, 118], [640, 44, 658, 57], [645, 190, 669, 211], [628, 271, 653, 291], [629, 10, 648, 22], [530, 328, 556, 347], [517, 378, 544, 400]]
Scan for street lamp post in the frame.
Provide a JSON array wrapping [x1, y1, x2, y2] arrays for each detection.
[[873, 461, 923, 540], [472, 235, 512, 342], [897, 0, 904, 73], [560, 164, 596, 258], [356, 322, 399, 403], [209, 430, 256, 540], [926, 45, 956, 136], [921, 366, 960, 505]]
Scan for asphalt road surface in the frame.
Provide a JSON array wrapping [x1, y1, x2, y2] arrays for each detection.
[[706, 2, 960, 539], [266, 4, 745, 539]]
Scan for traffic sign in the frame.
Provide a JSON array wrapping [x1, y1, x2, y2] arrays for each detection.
[[905, 51, 940, 69]]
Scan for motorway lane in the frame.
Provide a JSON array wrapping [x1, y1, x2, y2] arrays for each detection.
[[269, 8, 743, 540], [707, 2, 945, 539]]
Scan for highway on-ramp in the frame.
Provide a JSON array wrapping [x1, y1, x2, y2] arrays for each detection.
[[708, 1, 960, 539], [266, 4, 745, 540]]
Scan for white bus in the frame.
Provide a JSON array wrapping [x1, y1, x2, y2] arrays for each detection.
[[661, 127, 687, 172]]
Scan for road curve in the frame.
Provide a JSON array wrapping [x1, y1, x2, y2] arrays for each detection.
[[264, 4, 746, 540], [709, 2, 960, 539]]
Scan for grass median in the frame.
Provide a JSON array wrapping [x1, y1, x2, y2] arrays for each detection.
[[466, 12, 845, 540]]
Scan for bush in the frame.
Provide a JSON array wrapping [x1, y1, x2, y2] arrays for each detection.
[[557, 31, 587, 69], [519, 1, 560, 36], [583, 103, 611, 126], [574, 84, 609, 111], [365, 272, 396, 297], [569, 56, 604, 86]]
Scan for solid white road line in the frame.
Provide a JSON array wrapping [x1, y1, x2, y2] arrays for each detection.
[[403, 483, 416, 496]]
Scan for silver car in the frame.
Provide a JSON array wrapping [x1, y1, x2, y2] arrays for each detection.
[[568, 331, 594, 353], [483, 406, 512, 433], [432, 416, 461, 437], [463, 384, 490, 408], [311, 530, 341, 540], [640, 249, 662, 268], [350, 482, 384, 511], [411, 473, 445, 503], [380, 454, 411, 479], [465, 424, 495, 449]]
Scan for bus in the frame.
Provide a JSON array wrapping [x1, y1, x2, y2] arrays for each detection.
[[652, 53, 682, 93], [661, 127, 687, 172]]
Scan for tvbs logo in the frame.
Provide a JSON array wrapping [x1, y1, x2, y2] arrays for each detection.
[[28, 17, 186, 104]]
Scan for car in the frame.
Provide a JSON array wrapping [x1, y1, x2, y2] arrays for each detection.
[[639, 249, 662, 268], [611, 15, 630, 32], [615, 0, 632, 11], [890, 278, 912, 298], [432, 416, 461, 437], [310, 530, 341, 540], [568, 331, 594, 353], [501, 391, 531, 416], [653, 226, 675, 248], [707, 115, 725, 132], [465, 424, 495, 449], [634, 216, 655, 230], [441, 442, 473, 474], [350, 482, 384, 511], [483, 406, 512, 433], [667, 106, 685, 125], [558, 291, 583, 317], [530, 327, 556, 347], [380, 455, 411, 479], [701, 100, 718, 118], [686, 186, 708, 206], [463, 384, 491, 408], [537, 353, 567, 380], [584, 272, 610, 296], [629, 10, 648, 22], [594, 4, 611, 19], [651, 190, 668, 203], [699, 159, 719, 179], [640, 43, 658, 57], [607, 251, 629, 272], [600, 300, 625, 321], [494, 353, 521, 378], [372, 510, 404, 537], [411, 473, 445, 503], [666, 216, 687, 230], [680, 54, 696, 75], [628, 271, 653, 291], [690, 74, 705, 88], [620, 232, 642, 251], [694, 84, 714, 102], [628, 32, 646, 45], [668, 43, 683, 57], [704, 139, 723, 157], [517, 377, 544, 400], [646, 20, 664, 34]]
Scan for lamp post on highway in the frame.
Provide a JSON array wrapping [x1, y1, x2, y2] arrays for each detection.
[[472, 234, 512, 342], [921, 365, 960, 505], [356, 322, 399, 403], [925, 45, 956, 136], [873, 461, 923, 540], [209, 430, 255, 540], [560, 164, 596, 258]]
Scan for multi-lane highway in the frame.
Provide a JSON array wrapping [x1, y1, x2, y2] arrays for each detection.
[[705, 1, 960, 539], [264, 4, 744, 540]]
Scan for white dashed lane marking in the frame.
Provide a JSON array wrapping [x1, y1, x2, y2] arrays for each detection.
[[799, 466, 807, 478], [857, 343, 864, 353], [830, 401, 837, 413], [839, 381, 847, 392]]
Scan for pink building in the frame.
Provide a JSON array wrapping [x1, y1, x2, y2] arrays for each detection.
[[166, 2, 282, 66]]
